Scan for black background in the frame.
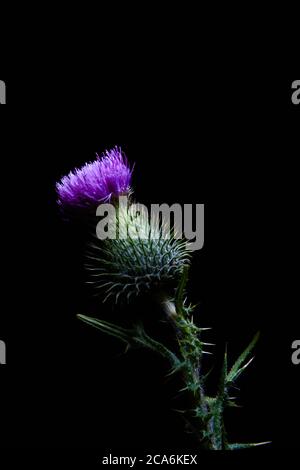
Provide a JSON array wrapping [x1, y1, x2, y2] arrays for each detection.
[[0, 73, 299, 463]]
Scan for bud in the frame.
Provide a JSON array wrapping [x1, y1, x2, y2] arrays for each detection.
[[87, 204, 191, 303]]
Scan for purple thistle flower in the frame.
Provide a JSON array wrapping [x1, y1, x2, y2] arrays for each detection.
[[56, 146, 133, 211]]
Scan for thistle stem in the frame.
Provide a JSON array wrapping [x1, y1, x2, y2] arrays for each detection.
[[161, 298, 216, 449]]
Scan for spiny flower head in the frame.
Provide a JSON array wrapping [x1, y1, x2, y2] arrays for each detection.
[[87, 205, 191, 303], [56, 147, 133, 212]]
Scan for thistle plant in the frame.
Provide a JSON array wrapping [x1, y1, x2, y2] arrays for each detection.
[[56, 147, 270, 450]]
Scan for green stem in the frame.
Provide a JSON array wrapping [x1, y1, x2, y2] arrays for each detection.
[[161, 298, 216, 449]]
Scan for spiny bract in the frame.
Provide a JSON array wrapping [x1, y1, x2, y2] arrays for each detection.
[[86, 205, 191, 303]]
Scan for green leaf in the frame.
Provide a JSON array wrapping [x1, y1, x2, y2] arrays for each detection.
[[77, 314, 180, 369], [226, 332, 260, 384], [134, 324, 180, 367], [77, 314, 133, 344]]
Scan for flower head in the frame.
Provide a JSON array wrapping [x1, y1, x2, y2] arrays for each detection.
[[87, 206, 191, 303], [56, 147, 133, 212]]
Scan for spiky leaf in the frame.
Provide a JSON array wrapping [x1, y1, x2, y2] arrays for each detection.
[[226, 332, 260, 384], [77, 314, 180, 369]]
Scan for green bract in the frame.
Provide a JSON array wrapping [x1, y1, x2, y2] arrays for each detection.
[[87, 204, 191, 303]]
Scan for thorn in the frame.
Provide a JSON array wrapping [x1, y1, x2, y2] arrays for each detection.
[[171, 408, 186, 414], [253, 441, 272, 447], [124, 343, 131, 354], [241, 356, 255, 370], [230, 384, 241, 391]]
